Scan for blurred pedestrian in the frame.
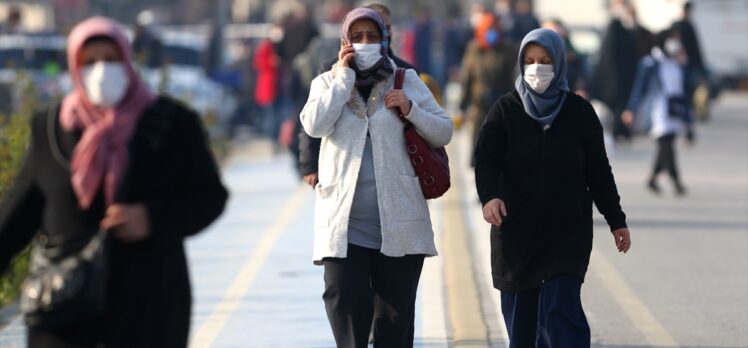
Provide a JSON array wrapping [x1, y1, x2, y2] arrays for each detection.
[[474, 28, 631, 346], [278, 5, 319, 69], [289, 36, 340, 173], [413, 9, 434, 75], [459, 12, 517, 165], [203, 21, 224, 78], [631, 8, 656, 60], [508, 0, 540, 44], [277, 5, 320, 137], [131, 20, 162, 68], [440, 5, 471, 90], [300, 8, 452, 347], [541, 18, 586, 93], [671, 1, 709, 121], [623, 29, 694, 196], [0, 17, 228, 347], [253, 32, 282, 143], [591, 0, 639, 142]]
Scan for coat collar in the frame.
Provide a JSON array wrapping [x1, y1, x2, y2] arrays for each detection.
[[346, 61, 396, 118]]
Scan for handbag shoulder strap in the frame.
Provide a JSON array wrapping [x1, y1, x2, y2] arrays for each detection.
[[394, 67, 405, 90], [46, 104, 71, 171], [393, 68, 409, 122]]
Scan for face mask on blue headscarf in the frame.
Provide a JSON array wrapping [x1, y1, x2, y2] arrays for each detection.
[[514, 28, 570, 127], [523, 64, 555, 93]]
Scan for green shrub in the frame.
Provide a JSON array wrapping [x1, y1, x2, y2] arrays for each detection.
[[0, 78, 37, 307]]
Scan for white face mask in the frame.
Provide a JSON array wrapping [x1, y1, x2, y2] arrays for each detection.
[[352, 43, 383, 70], [81, 62, 130, 108], [664, 38, 683, 56], [524, 64, 555, 93]]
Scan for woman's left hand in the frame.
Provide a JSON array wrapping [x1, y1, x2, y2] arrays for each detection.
[[612, 228, 631, 253], [100, 204, 151, 243], [384, 90, 412, 116]]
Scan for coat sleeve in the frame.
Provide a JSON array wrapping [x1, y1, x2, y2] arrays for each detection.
[[144, 108, 228, 245], [626, 57, 654, 114], [300, 68, 355, 138], [402, 69, 454, 148], [474, 100, 506, 206], [298, 129, 320, 176], [0, 113, 45, 275], [580, 100, 628, 231]]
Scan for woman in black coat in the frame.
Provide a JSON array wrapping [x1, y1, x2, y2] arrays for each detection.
[[0, 17, 227, 347], [474, 28, 631, 346]]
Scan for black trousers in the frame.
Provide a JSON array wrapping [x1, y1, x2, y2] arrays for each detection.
[[322, 244, 425, 348], [652, 133, 680, 182]]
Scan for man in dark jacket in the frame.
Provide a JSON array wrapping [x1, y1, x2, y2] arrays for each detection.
[[297, 3, 419, 187]]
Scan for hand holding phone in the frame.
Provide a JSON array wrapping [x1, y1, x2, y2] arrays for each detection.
[[336, 40, 355, 70]]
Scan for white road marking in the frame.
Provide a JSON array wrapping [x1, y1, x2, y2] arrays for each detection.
[[589, 249, 679, 346], [189, 184, 309, 348], [420, 199, 450, 347]]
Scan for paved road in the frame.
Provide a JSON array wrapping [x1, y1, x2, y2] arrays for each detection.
[[1, 92, 746, 347]]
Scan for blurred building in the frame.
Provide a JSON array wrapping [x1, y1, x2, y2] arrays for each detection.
[[0, 2, 54, 32]]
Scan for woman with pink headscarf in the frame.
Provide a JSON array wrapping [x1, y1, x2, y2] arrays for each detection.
[[0, 17, 227, 347]]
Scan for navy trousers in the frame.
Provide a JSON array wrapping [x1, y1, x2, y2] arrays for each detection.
[[500, 275, 591, 347]]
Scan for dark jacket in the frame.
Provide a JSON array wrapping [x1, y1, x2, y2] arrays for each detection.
[[297, 53, 418, 176], [474, 91, 627, 292], [671, 19, 705, 76], [0, 97, 228, 347], [591, 19, 639, 113]]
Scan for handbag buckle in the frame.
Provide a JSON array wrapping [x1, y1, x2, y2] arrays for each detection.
[[423, 176, 436, 185]]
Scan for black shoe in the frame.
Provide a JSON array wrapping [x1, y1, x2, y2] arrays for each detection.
[[647, 179, 661, 194], [675, 183, 687, 196]]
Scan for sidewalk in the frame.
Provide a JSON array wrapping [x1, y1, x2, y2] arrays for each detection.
[[1, 92, 746, 347]]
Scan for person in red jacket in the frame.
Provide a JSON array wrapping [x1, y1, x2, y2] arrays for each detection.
[[253, 35, 281, 142]]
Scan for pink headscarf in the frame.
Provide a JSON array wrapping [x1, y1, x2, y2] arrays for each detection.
[[60, 17, 155, 209]]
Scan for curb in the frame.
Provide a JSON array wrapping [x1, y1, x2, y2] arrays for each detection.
[[0, 301, 19, 331], [442, 142, 491, 347]]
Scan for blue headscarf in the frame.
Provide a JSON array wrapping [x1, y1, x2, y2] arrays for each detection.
[[514, 28, 569, 126]]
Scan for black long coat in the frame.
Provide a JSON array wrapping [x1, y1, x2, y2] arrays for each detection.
[[474, 91, 627, 292], [0, 97, 228, 347]]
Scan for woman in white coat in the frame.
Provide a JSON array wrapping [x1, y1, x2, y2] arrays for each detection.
[[300, 7, 453, 348]]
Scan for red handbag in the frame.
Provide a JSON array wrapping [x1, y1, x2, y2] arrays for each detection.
[[393, 68, 450, 199]]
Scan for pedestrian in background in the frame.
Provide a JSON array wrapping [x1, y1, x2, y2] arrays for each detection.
[[459, 11, 517, 164], [474, 28, 631, 346], [300, 8, 452, 347], [624, 29, 694, 196], [591, 0, 639, 142], [0, 17, 228, 347], [671, 1, 709, 121], [508, 0, 540, 44], [440, 5, 471, 90], [541, 18, 586, 93], [253, 31, 281, 143]]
